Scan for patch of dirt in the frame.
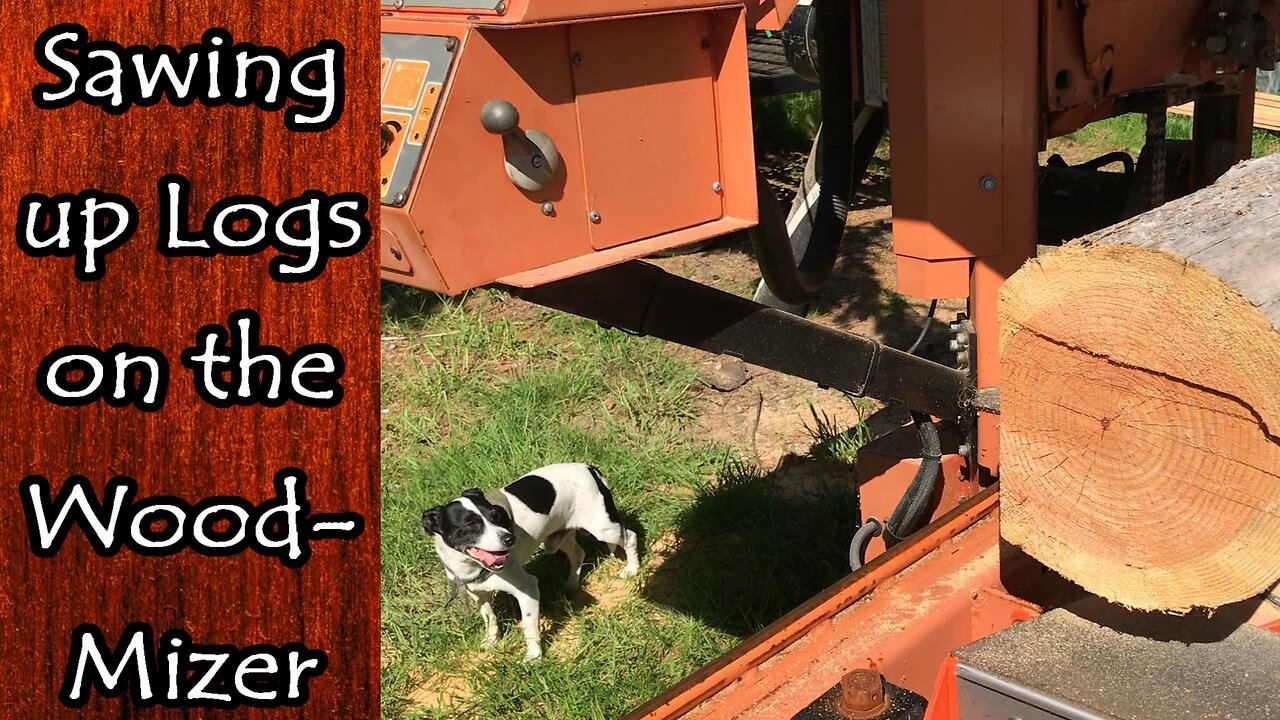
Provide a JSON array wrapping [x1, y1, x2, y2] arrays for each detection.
[[641, 156, 962, 475], [691, 371, 862, 470], [407, 668, 473, 711], [582, 570, 632, 611]]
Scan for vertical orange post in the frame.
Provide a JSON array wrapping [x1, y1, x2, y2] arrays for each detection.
[[888, 0, 1040, 475], [972, 0, 1039, 475]]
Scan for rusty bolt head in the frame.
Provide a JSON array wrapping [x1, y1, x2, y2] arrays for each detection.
[[837, 669, 887, 719]]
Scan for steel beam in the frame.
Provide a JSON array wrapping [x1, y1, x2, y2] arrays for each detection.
[[511, 261, 973, 419]]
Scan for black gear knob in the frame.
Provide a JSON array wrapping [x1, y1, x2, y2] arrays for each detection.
[[480, 99, 520, 135]]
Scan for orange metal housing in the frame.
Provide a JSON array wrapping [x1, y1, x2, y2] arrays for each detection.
[[744, 0, 798, 32], [380, 6, 757, 295], [382, 0, 796, 31], [624, 488, 1280, 720]]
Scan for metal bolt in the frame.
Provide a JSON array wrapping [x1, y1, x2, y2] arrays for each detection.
[[572, 53, 583, 66], [393, 0, 403, 8], [531, 154, 545, 169], [589, 210, 601, 223], [495, 0, 506, 13], [980, 175, 998, 192], [541, 202, 555, 216], [837, 669, 888, 719], [958, 444, 972, 457], [712, 181, 722, 192], [390, 246, 403, 261], [394, 192, 407, 205], [445, 37, 458, 52]]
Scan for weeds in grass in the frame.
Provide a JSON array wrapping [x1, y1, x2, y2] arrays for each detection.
[[803, 403, 873, 467]]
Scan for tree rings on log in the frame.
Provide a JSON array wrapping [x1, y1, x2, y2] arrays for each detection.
[[999, 155, 1280, 612]]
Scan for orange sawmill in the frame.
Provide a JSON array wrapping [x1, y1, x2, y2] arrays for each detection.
[[379, 0, 1280, 717]]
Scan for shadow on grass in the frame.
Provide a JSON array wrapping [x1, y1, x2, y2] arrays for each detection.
[[382, 281, 446, 326], [640, 457, 860, 637], [675, 155, 959, 365], [480, 508, 650, 647]]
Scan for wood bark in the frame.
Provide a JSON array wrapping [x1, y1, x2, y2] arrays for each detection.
[[999, 153, 1280, 611]]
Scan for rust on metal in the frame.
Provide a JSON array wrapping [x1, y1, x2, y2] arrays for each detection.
[[837, 669, 887, 719]]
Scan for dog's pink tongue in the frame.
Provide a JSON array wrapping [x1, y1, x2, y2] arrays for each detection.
[[468, 548, 507, 566]]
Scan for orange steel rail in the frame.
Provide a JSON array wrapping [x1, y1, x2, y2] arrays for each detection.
[[623, 487, 1001, 720]]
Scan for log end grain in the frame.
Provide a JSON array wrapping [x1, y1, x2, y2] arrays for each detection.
[[999, 157, 1280, 612]]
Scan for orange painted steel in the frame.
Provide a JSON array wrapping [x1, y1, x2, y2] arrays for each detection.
[[381, 1, 1280, 715], [571, 15, 727, 250], [380, 8, 756, 294], [920, 656, 960, 720], [622, 488, 1002, 720], [1041, 0, 1201, 114], [382, 0, 796, 31], [887, 0, 1039, 475], [745, 0, 798, 32], [854, 420, 976, 564], [385, 0, 744, 25], [886, 0, 1011, 270], [625, 483, 1279, 719]]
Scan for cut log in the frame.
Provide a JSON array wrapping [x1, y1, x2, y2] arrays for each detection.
[[999, 153, 1280, 612]]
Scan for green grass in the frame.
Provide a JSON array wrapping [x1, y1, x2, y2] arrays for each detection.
[[755, 94, 1280, 159], [752, 91, 821, 151], [1057, 112, 1280, 158], [381, 286, 867, 720], [803, 402, 873, 467]]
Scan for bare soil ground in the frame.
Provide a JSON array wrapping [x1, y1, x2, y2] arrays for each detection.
[[640, 150, 961, 470]]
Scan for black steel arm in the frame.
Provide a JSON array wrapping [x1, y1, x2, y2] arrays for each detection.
[[509, 261, 973, 420]]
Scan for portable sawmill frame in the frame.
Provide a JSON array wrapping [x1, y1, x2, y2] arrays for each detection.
[[378, 0, 1280, 716]]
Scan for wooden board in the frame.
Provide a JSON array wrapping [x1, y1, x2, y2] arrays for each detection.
[[1171, 91, 1280, 132], [0, 2, 378, 716], [999, 154, 1280, 612]]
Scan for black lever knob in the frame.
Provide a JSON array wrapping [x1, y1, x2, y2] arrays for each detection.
[[480, 100, 520, 135]]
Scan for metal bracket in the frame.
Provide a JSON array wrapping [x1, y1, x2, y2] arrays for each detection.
[[950, 314, 979, 463]]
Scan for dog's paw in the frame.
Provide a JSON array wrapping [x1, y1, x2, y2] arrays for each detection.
[[481, 635, 499, 649], [618, 565, 639, 580], [521, 650, 543, 664]]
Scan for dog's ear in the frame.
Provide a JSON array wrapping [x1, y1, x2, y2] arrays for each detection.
[[421, 507, 443, 535], [460, 488, 486, 503]]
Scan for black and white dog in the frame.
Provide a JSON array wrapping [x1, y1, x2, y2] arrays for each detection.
[[421, 463, 640, 661]]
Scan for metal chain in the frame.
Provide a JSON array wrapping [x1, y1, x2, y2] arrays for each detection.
[[1146, 111, 1167, 210]]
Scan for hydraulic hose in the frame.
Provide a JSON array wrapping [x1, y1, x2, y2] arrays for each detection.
[[849, 516, 883, 572], [883, 411, 943, 548], [750, 0, 886, 305]]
